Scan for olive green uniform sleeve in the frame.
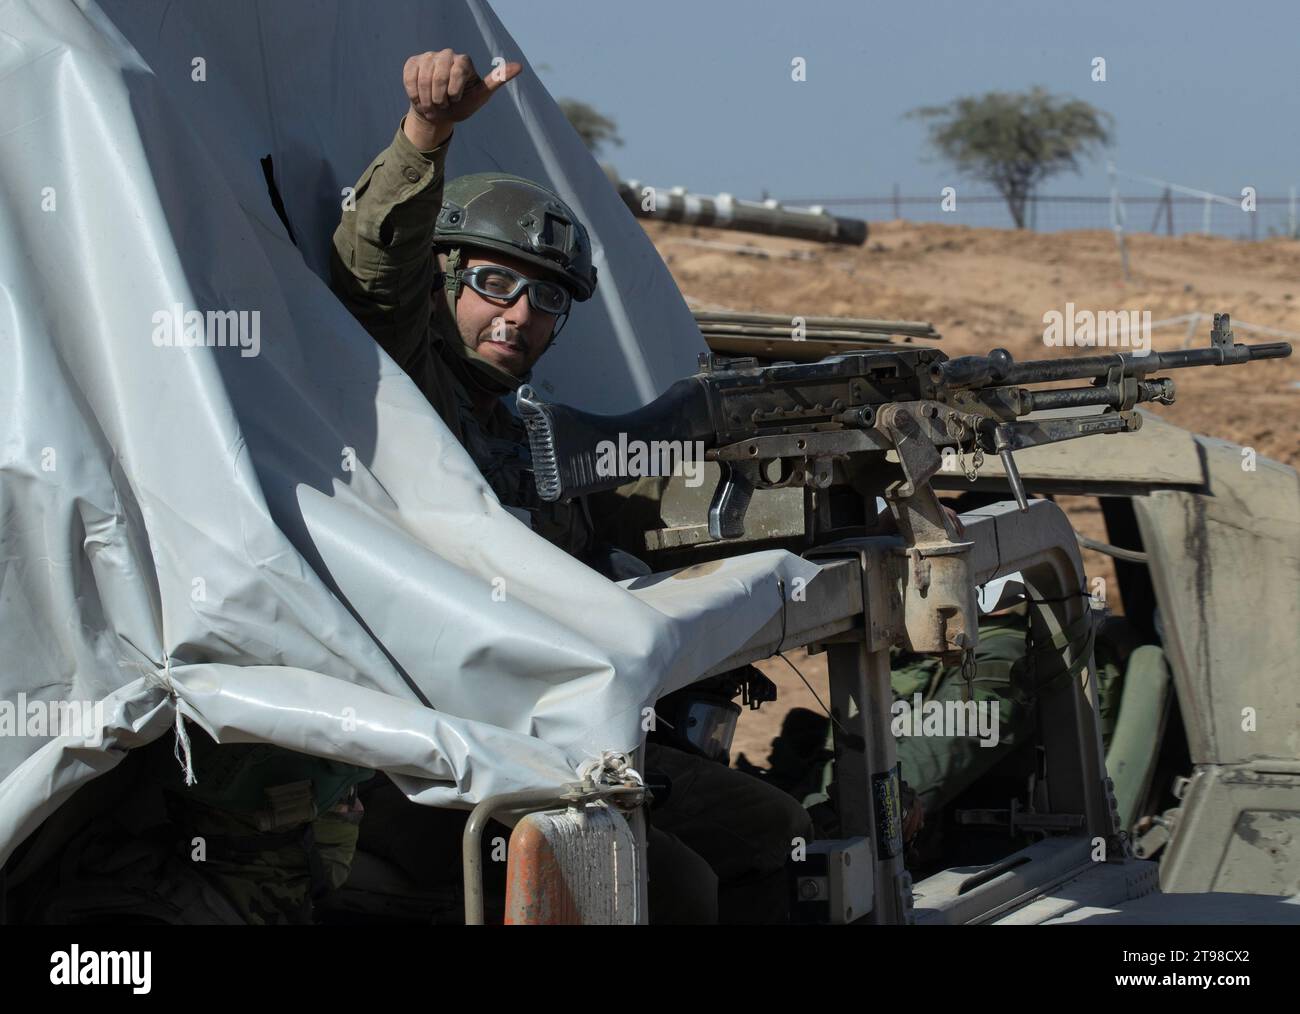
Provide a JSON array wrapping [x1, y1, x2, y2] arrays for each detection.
[[330, 119, 451, 373]]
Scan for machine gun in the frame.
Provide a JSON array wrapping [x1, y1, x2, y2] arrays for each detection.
[[512, 313, 1289, 925], [517, 313, 1289, 545]]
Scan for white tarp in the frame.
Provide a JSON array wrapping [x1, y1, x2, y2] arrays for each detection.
[[0, 0, 821, 866]]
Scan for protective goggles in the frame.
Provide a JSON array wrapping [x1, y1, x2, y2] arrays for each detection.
[[459, 264, 572, 316]]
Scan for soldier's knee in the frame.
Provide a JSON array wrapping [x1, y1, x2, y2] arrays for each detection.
[[779, 783, 814, 844], [647, 826, 718, 924], [758, 778, 813, 868]]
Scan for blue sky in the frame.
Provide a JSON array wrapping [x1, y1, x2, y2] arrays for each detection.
[[491, 0, 1299, 208]]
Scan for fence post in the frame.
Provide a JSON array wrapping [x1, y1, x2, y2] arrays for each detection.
[[1290, 186, 1297, 239], [1151, 187, 1175, 236], [1108, 162, 1131, 282], [892, 183, 900, 221]]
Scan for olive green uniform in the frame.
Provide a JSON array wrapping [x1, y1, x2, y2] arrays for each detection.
[[889, 612, 1037, 818], [892, 611, 1126, 817], [329, 121, 597, 561], [757, 610, 1127, 864], [22, 728, 369, 925]]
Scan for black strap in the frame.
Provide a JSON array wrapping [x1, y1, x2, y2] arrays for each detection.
[[1022, 610, 1097, 694]]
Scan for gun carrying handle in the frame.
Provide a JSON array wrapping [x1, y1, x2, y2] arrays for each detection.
[[708, 460, 759, 540]]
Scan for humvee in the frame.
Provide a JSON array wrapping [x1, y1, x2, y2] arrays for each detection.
[[4, 313, 1295, 927]]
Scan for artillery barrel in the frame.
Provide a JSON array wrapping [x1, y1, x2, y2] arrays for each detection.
[[607, 171, 867, 245]]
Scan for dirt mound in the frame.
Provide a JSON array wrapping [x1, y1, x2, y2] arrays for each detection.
[[650, 218, 1299, 464]]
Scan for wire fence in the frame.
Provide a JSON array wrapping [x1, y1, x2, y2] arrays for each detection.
[[772, 189, 1300, 239]]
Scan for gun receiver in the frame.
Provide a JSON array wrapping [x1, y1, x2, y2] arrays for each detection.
[[517, 312, 1290, 541]]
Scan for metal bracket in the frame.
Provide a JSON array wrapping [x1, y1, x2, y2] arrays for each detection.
[[954, 797, 1086, 836]]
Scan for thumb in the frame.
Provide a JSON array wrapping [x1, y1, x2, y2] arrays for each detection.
[[481, 60, 523, 91]]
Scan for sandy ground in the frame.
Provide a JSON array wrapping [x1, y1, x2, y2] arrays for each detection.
[[639, 219, 1300, 766]]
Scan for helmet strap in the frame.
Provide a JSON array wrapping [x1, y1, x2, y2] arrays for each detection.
[[437, 246, 465, 304]]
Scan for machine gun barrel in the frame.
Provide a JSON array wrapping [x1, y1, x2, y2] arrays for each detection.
[[933, 314, 1291, 390]]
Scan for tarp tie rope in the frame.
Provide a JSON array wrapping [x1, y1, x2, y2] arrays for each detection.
[[144, 656, 196, 786], [577, 750, 644, 788], [771, 575, 856, 745], [172, 706, 197, 787], [774, 577, 789, 654]]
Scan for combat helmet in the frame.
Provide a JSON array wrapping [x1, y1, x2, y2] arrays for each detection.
[[433, 172, 597, 392]]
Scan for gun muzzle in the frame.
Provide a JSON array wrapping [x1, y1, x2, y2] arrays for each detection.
[[1239, 341, 1293, 361]]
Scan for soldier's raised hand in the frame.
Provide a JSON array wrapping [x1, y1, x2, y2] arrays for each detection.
[[402, 49, 522, 149]]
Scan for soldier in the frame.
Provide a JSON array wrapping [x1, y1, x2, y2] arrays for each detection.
[[749, 571, 1133, 873], [19, 719, 371, 925], [330, 48, 810, 924], [744, 604, 1036, 868]]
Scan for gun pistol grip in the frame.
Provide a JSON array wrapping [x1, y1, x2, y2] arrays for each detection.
[[708, 461, 757, 540]]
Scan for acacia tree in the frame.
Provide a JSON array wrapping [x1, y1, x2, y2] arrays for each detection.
[[558, 98, 623, 157], [910, 88, 1113, 228]]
